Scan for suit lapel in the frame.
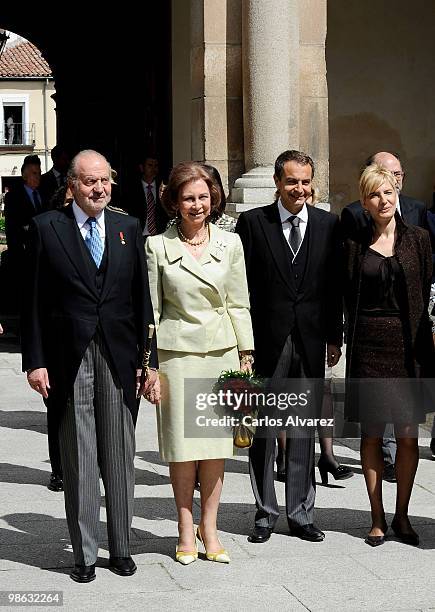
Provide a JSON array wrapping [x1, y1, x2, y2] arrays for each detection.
[[163, 224, 219, 292], [51, 206, 99, 299], [259, 203, 296, 297], [100, 209, 123, 303], [298, 206, 323, 294]]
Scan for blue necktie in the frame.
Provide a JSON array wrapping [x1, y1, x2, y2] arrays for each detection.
[[85, 217, 104, 267]]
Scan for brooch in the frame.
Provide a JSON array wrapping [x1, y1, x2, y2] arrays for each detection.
[[119, 231, 126, 245]]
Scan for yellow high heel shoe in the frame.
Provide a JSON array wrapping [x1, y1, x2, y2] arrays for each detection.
[[196, 526, 230, 563], [175, 544, 198, 565]]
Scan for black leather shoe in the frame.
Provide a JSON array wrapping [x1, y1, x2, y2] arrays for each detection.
[[382, 463, 397, 483], [430, 438, 435, 459], [290, 524, 325, 542], [317, 456, 354, 485], [391, 517, 419, 546], [248, 526, 272, 543], [47, 473, 63, 492], [109, 556, 137, 576], [70, 564, 96, 583]]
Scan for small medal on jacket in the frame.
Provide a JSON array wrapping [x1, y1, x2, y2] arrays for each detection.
[[119, 231, 126, 245]]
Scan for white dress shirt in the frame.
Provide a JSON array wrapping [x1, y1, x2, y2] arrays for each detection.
[[278, 198, 308, 259], [72, 201, 106, 241]]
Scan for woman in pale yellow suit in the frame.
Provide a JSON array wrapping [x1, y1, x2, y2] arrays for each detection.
[[145, 162, 254, 565]]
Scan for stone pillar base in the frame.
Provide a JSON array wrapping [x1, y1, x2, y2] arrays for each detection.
[[227, 166, 276, 213]]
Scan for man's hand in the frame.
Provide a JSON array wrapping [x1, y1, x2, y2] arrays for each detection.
[[145, 374, 161, 405], [27, 368, 50, 399], [136, 368, 160, 403], [327, 344, 342, 368]]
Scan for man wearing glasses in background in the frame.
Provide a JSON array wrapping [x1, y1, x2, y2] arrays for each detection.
[[341, 150, 428, 484]]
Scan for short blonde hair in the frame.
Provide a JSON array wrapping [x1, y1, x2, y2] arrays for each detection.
[[359, 164, 397, 203]]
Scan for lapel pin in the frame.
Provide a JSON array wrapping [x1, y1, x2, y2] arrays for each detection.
[[119, 231, 126, 245]]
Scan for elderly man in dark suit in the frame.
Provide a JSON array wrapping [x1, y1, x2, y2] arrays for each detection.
[[341, 151, 428, 483], [236, 150, 343, 544], [21, 150, 158, 583]]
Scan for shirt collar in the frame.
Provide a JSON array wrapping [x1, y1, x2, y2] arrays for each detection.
[[52, 168, 61, 179], [277, 198, 308, 224], [24, 184, 38, 199], [72, 200, 105, 228], [142, 178, 156, 188]]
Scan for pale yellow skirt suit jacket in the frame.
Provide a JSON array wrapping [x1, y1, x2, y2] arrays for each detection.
[[145, 223, 254, 461]]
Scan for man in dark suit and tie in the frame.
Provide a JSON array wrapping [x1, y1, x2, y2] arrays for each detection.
[[21, 150, 158, 583], [341, 151, 428, 483], [5, 155, 64, 492], [39, 144, 71, 207], [4, 155, 45, 266], [236, 150, 343, 544], [122, 154, 169, 238]]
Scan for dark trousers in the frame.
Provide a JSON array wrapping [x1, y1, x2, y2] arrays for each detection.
[[249, 333, 316, 529], [44, 397, 63, 476]]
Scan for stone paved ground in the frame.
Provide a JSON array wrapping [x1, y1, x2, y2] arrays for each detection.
[[1, 335, 435, 611]]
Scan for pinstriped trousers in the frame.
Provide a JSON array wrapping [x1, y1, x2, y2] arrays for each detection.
[[59, 330, 135, 566], [249, 332, 316, 529]]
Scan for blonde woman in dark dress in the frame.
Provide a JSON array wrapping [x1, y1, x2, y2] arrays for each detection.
[[344, 164, 434, 547]]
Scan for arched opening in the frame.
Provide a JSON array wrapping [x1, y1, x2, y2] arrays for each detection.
[[0, 4, 173, 179]]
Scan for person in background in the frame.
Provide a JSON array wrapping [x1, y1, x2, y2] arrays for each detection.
[[40, 145, 71, 205], [146, 161, 254, 565], [123, 154, 169, 238], [344, 164, 434, 547]]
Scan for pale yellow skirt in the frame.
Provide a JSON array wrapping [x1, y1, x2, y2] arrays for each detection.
[[156, 347, 239, 462]]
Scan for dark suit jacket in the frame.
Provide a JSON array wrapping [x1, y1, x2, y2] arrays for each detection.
[[122, 176, 169, 234], [236, 202, 343, 378], [4, 183, 46, 260], [341, 194, 427, 242], [21, 205, 157, 422], [39, 169, 60, 207]]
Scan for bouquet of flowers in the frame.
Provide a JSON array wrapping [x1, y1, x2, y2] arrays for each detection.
[[213, 370, 264, 448]]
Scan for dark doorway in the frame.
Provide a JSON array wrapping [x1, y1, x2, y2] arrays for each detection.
[[0, 3, 173, 180]]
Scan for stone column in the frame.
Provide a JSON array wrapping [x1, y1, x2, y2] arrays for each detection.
[[298, 0, 329, 202], [229, 0, 300, 212]]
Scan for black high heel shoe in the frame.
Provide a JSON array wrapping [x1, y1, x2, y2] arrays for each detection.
[[391, 516, 420, 546], [317, 456, 354, 485]]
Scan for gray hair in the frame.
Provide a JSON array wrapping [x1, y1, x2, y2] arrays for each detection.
[[67, 149, 111, 181]]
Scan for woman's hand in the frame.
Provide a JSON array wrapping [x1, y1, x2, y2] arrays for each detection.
[[239, 352, 254, 373]]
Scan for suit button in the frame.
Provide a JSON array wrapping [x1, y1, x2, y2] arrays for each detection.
[[217, 307, 224, 315], [295, 274, 299, 279]]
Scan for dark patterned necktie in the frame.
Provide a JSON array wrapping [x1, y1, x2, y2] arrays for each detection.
[[32, 190, 42, 213], [288, 215, 301, 256], [146, 184, 157, 235]]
